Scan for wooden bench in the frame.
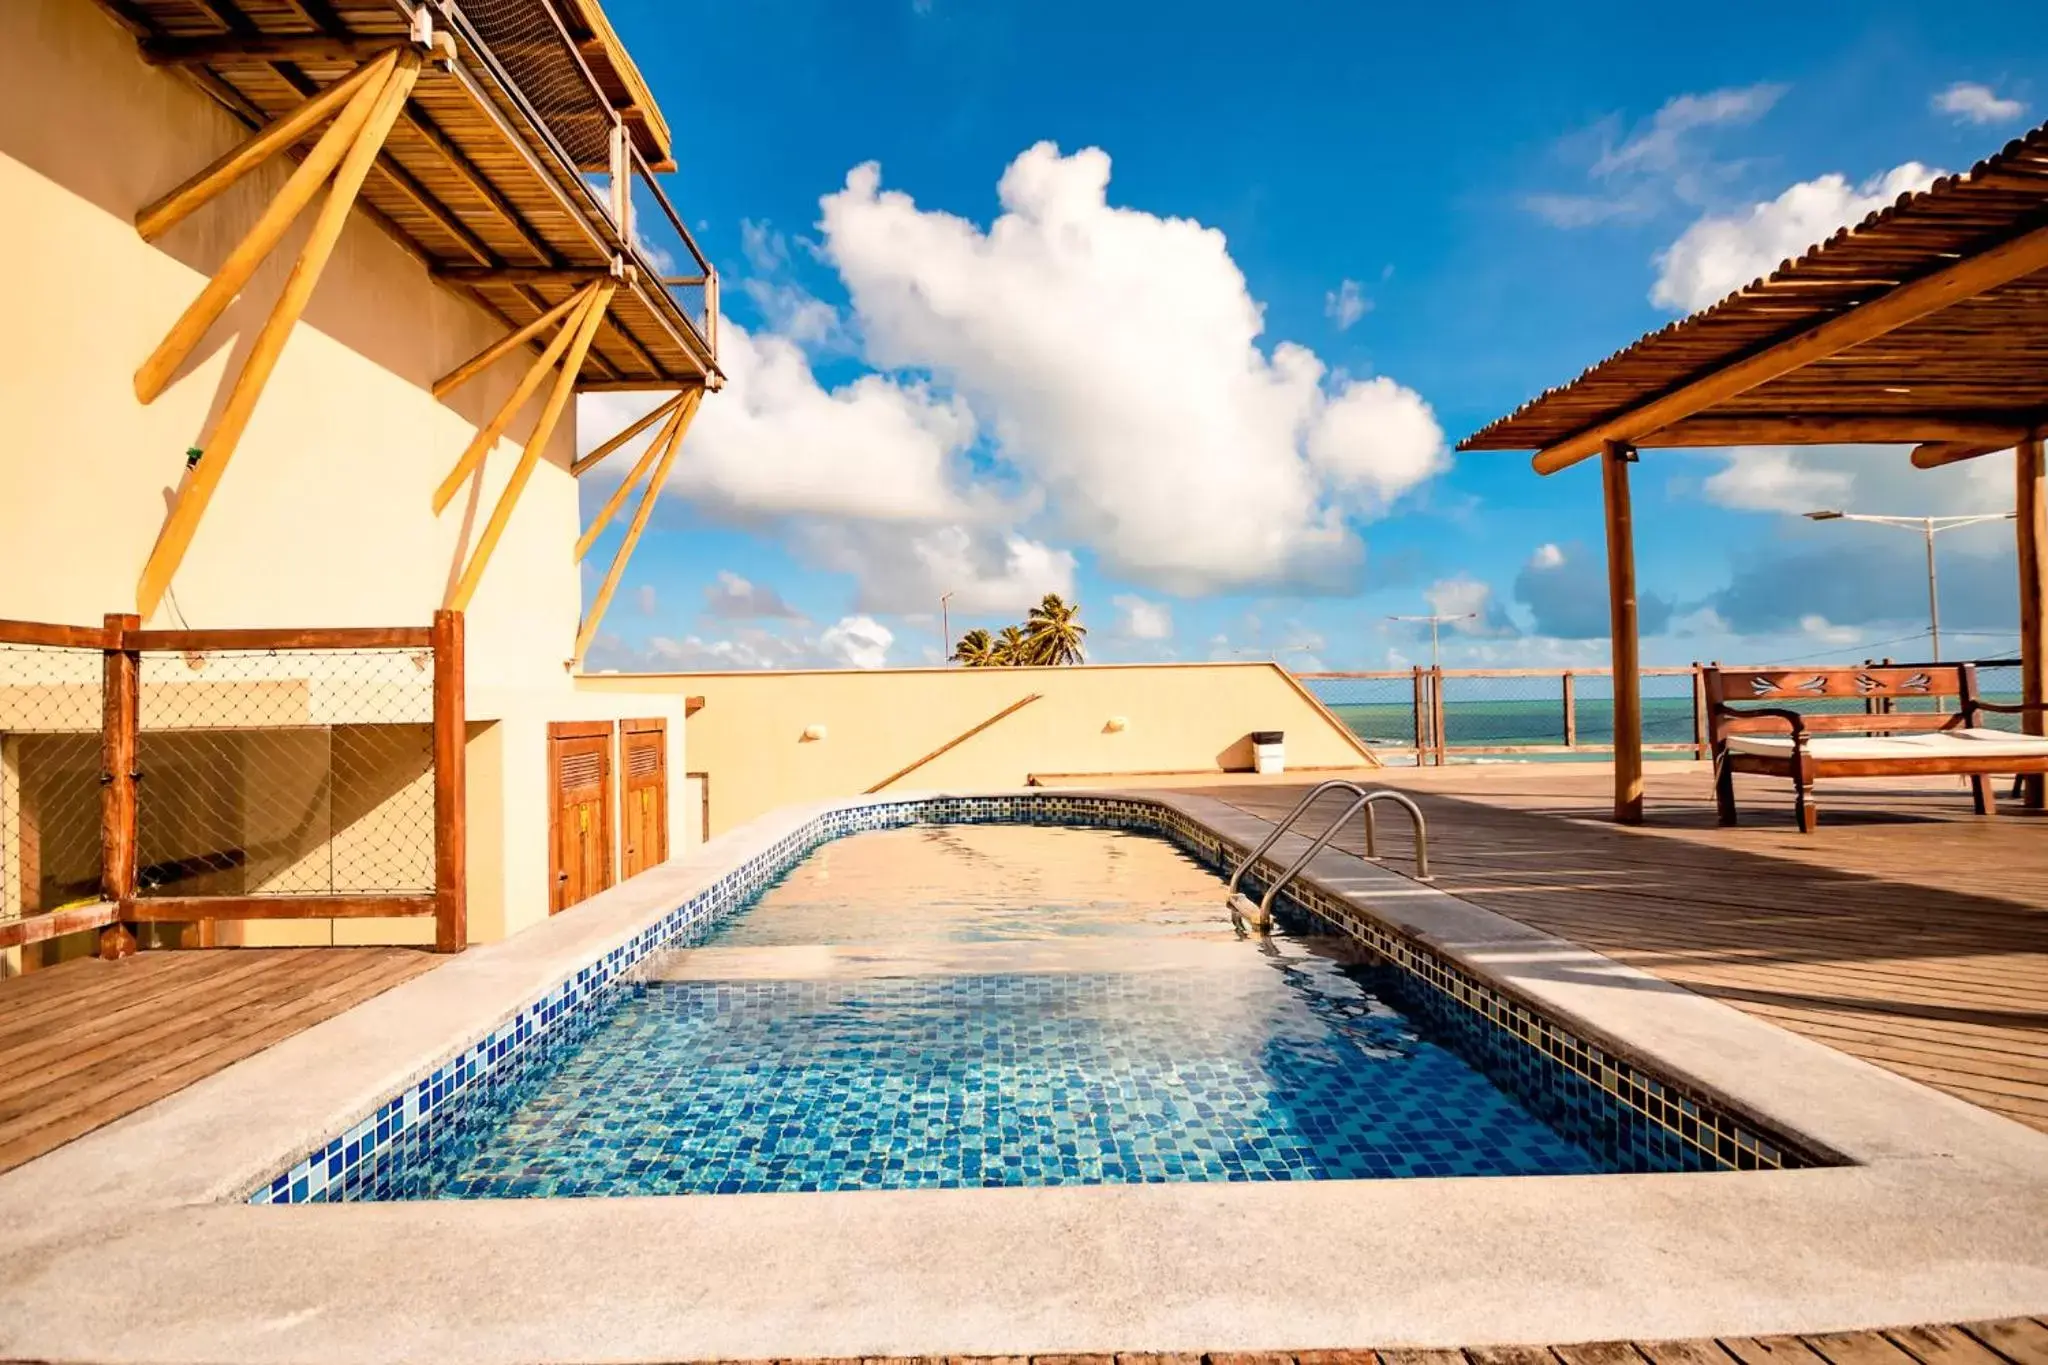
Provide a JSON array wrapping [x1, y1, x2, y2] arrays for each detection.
[[1704, 663, 2048, 833]]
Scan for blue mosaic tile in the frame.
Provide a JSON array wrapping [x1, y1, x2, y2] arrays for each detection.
[[249, 795, 1831, 1205]]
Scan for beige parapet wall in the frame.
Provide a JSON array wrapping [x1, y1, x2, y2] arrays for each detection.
[[579, 662, 1379, 838]]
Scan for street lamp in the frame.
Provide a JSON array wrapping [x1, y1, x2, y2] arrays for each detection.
[[1388, 613, 1476, 672], [1803, 509, 2016, 661], [939, 591, 954, 664]]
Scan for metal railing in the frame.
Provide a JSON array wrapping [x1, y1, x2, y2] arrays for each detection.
[[0, 614, 467, 968], [1299, 658, 2025, 765], [1224, 780, 1431, 935]]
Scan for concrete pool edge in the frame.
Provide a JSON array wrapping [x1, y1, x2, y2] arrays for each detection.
[[1, 787, 2045, 1363]]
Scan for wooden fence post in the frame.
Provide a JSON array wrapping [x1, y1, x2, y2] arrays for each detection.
[[432, 609, 467, 952], [1562, 671, 1578, 748], [1690, 662, 1709, 760], [1430, 666, 1447, 766], [1410, 665, 1427, 765], [99, 614, 141, 959]]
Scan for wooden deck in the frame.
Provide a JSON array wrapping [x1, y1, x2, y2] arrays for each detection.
[[729, 1319, 2048, 1365], [0, 947, 439, 1175], [1188, 763, 2048, 1134]]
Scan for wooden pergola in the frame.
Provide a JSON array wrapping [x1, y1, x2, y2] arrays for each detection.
[[1460, 122, 2048, 822], [100, 0, 719, 662]]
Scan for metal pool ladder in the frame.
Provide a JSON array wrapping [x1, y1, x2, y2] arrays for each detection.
[[1224, 780, 1431, 934]]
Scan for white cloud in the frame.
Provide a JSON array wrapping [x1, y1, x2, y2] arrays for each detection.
[[1592, 85, 1786, 180], [797, 521, 1074, 615], [1798, 614, 1861, 647], [1528, 83, 1785, 227], [635, 584, 658, 616], [703, 570, 802, 619], [1700, 448, 1855, 513], [818, 614, 894, 669], [1422, 574, 1517, 637], [1933, 82, 2025, 126], [1651, 162, 1939, 312], [817, 145, 1447, 593], [1113, 594, 1173, 641], [1324, 279, 1369, 330], [587, 320, 981, 525], [1514, 541, 1674, 638]]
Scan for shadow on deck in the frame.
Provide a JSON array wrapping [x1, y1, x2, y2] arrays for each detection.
[[1183, 763, 2048, 1133]]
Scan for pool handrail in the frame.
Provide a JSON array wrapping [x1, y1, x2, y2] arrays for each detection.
[[1222, 778, 1369, 899], [1230, 789, 1434, 935]]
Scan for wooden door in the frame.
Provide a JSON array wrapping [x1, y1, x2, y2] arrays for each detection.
[[620, 718, 668, 878], [548, 722, 613, 914]]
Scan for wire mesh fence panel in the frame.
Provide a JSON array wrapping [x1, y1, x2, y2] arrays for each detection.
[[457, 0, 612, 168], [1298, 675, 1420, 761], [1436, 673, 1570, 751], [0, 644, 105, 926], [1563, 672, 1701, 751], [1975, 659, 2025, 733], [134, 647, 437, 898]]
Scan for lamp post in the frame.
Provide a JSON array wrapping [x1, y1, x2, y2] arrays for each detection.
[[1388, 613, 1476, 672], [1803, 510, 2016, 661], [940, 591, 954, 664]]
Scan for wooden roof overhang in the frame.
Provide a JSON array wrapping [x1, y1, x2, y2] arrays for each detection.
[[99, 0, 719, 391], [1459, 122, 2048, 471]]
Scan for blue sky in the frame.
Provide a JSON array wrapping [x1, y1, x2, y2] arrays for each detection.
[[576, 0, 2046, 673]]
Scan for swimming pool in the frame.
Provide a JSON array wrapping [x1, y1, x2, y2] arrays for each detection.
[[318, 820, 1809, 1201]]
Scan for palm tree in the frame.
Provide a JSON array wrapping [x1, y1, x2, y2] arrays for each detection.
[[951, 628, 998, 667], [992, 625, 1032, 665], [1024, 593, 1087, 665]]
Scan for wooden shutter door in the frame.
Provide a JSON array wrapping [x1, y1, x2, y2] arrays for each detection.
[[621, 718, 668, 878], [547, 722, 614, 914]]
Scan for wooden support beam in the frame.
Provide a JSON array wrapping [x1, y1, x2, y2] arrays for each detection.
[[573, 390, 699, 665], [432, 281, 598, 513], [137, 53, 421, 618], [2020, 436, 2047, 810], [447, 283, 614, 612], [141, 34, 401, 65], [571, 391, 683, 477], [1601, 441, 1644, 824], [98, 613, 141, 960], [575, 379, 697, 392], [1635, 414, 2040, 449], [123, 895, 436, 920], [431, 608, 468, 951], [134, 49, 397, 241], [574, 391, 691, 560], [132, 50, 395, 405], [433, 266, 618, 286], [1912, 438, 2021, 469], [1533, 220, 2048, 474], [432, 292, 586, 399]]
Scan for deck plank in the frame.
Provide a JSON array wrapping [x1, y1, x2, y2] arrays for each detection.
[[1189, 765, 2048, 1134], [0, 946, 439, 1174]]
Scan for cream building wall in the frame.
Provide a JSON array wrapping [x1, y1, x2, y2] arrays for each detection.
[[0, 0, 684, 953], [581, 662, 1380, 838]]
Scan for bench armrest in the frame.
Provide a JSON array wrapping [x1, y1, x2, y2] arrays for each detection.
[[1972, 699, 2048, 717], [1712, 703, 1808, 736]]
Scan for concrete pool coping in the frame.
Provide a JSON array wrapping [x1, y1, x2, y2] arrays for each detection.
[[2, 788, 2046, 1363]]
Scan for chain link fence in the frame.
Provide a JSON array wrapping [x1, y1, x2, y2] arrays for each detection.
[[134, 646, 438, 899], [1302, 658, 2029, 764], [0, 643, 105, 928]]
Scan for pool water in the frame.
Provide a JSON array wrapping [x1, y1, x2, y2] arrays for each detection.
[[408, 824, 1628, 1198]]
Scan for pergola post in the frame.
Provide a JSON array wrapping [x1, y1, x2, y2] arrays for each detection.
[[2019, 435, 2047, 809], [1602, 439, 1644, 824]]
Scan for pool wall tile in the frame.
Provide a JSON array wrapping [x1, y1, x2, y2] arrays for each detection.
[[248, 794, 1829, 1205]]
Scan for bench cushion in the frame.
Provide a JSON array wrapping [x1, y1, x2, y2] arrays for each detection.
[[1727, 727, 2048, 762]]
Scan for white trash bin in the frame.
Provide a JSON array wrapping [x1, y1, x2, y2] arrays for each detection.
[[1251, 730, 1285, 774]]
